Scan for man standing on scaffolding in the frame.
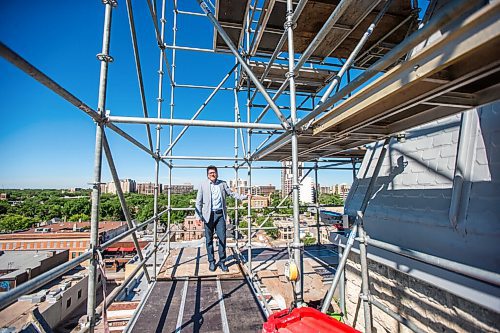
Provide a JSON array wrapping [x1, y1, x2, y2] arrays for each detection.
[[195, 165, 250, 272]]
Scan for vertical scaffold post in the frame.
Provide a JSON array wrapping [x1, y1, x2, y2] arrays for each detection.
[[234, 59, 240, 248], [357, 137, 391, 332], [153, 0, 168, 278], [87, 1, 115, 331], [338, 245, 346, 315], [286, 0, 303, 305], [321, 138, 390, 316], [314, 161, 321, 245], [245, 6, 253, 277], [167, 0, 178, 255]]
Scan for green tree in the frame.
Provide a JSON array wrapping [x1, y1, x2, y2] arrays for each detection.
[[68, 213, 90, 222], [62, 198, 91, 219], [0, 201, 11, 215], [303, 235, 316, 246], [0, 214, 35, 232], [319, 193, 343, 206]]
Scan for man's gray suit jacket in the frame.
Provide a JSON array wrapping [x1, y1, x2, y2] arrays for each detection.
[[195, 179, 247, 223]]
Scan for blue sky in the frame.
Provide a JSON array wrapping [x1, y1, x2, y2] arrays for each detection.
[[0, 1, 408, 189]]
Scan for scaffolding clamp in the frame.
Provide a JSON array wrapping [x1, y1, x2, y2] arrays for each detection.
[[289, 242, 303, 250], [96, 53, 114, 63], [359, 292, 370, 301], [102, 0, 118, 7]]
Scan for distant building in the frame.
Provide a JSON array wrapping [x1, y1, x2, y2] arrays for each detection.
[[299, 177, 315, 204], [281, 161, 303, 197], [334, 183, 350, 200], [68, 188, 83, 193], [229, 178, 248, 195], [0, 250, 69, 292], [0, 221, 127, 260], [250, 195, 269, 209], [318, 184, 350, 200], [275, 219, 308, 241], [169, 224, 184, 242], [320, 186, 333, 194], [164, 183, 194, 195], [103, 179, 136, 194], [137, 182, 160, 195], [183, 215, 203, 241], [0, 193, 7, 201], [251, 184, 276, 197]]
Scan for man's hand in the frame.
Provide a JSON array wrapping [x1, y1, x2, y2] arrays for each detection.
[[196, 219, 203, 227]]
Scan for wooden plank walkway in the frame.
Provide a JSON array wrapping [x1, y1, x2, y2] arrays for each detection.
[[158, 245, 242, 280], [131, 244, 265, 332], [130, 278, 266, 333]]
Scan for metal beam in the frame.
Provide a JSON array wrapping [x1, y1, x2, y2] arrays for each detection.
[[107, 115, 283, 130], [298, 0, 484, 130], [196, 0, 290, 128], [163, 64, 239, 156]]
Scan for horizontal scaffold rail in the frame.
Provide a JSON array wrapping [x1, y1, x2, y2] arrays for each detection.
[[106, 116, 283, 130]]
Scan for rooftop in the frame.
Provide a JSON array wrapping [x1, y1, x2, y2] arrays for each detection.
[[0, 249, 67, 279], [0, 221, 126, 240]]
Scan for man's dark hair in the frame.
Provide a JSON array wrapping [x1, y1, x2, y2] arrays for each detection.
[[207, 165, 218, 175]]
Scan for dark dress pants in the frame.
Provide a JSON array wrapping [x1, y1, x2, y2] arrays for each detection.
[[204, 210, 226, 264]]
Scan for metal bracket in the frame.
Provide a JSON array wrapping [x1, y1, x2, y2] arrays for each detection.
[[96, 53, 114, 62], [102, 0, 118, 7], [359, 293, 370, 301], [289, 242, 303, 249]]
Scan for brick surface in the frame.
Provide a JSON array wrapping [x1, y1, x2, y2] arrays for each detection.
[[344, 254, 500, 333], [345, 103, 500, 310]]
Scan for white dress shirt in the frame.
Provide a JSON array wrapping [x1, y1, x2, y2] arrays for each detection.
[[210, 181, 223, 211]]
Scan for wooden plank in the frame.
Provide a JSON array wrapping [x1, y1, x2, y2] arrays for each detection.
[[313, 2, 500, 135], [180, 279, 223, 333], [221, 279, 267, 332], [158, 246, 243, 280], [130, 281, 183, 333]]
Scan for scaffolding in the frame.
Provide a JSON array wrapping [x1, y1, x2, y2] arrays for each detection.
[[1, 0, 499, 332]]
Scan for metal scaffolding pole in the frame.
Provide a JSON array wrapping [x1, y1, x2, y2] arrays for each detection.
[[163, 63, 238, 156], [248, 0, 309, 104], [234, 59, 241, 247], [296, 0, 479, 129], [101, 133, 151, 283], [125, 0, 154, 152], [167, 0, 179, 256], [107, 116, 283, 130], [338, 246, 346, 315], [86, 1, 114, 331], [285, 0, 303, 305], [159, 155, 246, 161], [321, 138, 391, 314], [358, 219, 373, 333], [146, 0, 174, 85], [253, 0, 352, 124], [246, 6, 253, 278], [152, 0, 168, 278], [195, 0, 290, 128], [314, 162, 321, 245], [319, 0, 392, 104]]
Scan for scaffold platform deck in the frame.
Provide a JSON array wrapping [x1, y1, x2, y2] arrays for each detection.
[[256, 2, 500, 161], [158, 245, 243, 280], [214, 0, 417, 66], [130, 278, 266, 333]]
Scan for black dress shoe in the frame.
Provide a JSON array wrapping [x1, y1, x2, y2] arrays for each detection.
[[209, 262, 216, 272], [219, 262, 229, 272]]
